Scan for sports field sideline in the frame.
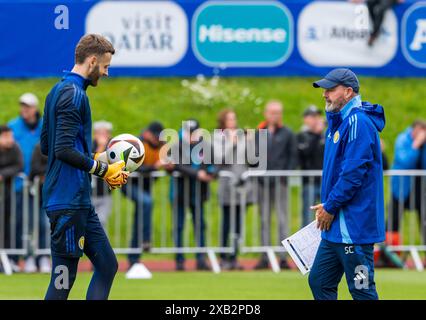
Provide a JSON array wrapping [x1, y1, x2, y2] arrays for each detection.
[[0, 269, 425, 300]]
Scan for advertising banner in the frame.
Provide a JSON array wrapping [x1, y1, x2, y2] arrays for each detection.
[[0, 0, 425, 77]]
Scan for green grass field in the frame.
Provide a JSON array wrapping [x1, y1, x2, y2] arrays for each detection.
[[0, 269, 425, 300]]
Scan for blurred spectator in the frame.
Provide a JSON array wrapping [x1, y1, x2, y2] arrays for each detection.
[[255, 100, 297, 270], [122, 121, 166, 269], [91, 120, 113, 228], [213, 109, 254, 270], [365, 0, 403, 46], [0, 125, 23, 272], [387, 120, 426, 246], [8, 93, 42, 178], [297, 105, 325, 227], [28, 143, 50, 273], [168, 120, 217, 271], [8, 93, 42, 272]]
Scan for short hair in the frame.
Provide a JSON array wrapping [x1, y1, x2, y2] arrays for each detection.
[[93, 120, 113, 132], [75, 34, 115, 64], [217, 108, 235, 130], [0, 125, 11, 135], [412, 119, 426, 130], [265, 100, 283, 112]]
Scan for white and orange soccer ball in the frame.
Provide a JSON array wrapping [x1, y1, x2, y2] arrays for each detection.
[[106, 133, 145, 172]]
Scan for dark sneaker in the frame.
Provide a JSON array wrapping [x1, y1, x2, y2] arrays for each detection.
[[230, 260, 244, 271], [176, 261, 185, 271], [279, 259, 290, 270], [196, 261, 210, 271], [254, 258, 269, 270], [142, 242, 151, 253], [221, 259, 233, 270]]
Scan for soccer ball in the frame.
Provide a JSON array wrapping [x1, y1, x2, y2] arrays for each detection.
[[106, 133, 145, 172]]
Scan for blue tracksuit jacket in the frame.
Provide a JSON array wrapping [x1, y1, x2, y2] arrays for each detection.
[[8, 116, 43, 191], [321, 95, 385, 244], [40, 72, 94, 211]]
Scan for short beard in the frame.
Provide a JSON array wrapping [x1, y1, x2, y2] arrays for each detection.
[[325, 98, 346, 113], [88, 65, 101, 87], [325, 102, 339, 112]]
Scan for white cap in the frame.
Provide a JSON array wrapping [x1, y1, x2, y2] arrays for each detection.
[[19, 93, 39, 108], [93, 120, 113, 132]]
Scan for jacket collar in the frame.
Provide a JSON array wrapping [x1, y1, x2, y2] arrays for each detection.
[[257, 120, 283, 130], [326, 95, 362, 133], [62, 71, 91, 90], [340, 94, 362, 120]]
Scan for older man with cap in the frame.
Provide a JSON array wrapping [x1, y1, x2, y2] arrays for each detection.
[[308, 68, 385, 300], [8, 93, 43, 273]]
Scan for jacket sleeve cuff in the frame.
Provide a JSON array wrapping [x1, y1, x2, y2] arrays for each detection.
[[323, 201, 339, 216]]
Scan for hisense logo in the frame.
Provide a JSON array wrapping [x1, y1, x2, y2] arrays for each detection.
[[198, 25, 287, 43], [192, 2, 293, 66]]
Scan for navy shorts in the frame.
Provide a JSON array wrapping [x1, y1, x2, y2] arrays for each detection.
[[47, 206, 105, 258]]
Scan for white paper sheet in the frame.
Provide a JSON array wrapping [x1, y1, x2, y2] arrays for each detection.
[[282, 221, 321, 275]]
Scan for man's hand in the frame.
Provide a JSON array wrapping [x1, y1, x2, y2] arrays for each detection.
[[154, 160, 163, 170], [413, 129, 426, 149], [197, 170, 213, 182], [104, 161, 129, 190], [311, 203, 334, 231], [91, 159, 129, 190], [157, 159, 175, 171]]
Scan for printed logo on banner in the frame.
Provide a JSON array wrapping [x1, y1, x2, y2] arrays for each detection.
[[298, 2, 397, 67], [192, 1, 293, 67], [86, 1, 188, 67], [402, 2, 426, 68]]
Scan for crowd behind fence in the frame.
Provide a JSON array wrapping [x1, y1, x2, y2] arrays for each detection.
[[1, 169, 425, 273]]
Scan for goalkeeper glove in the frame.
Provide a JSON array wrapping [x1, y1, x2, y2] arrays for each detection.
[[90, 156, 129, 190], [93, 151, 108, 163]]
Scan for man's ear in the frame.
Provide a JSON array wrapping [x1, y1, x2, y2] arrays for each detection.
[[88, 55, 97, 69], [345, 87, 354, 100]]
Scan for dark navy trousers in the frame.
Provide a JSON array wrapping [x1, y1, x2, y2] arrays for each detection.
[[308, 239, 378, 300]]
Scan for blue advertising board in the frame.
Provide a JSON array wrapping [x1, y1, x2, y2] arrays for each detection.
[[0, 0, 425, 77]]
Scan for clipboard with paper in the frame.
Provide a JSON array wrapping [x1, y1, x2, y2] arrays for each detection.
[[282, 221, 321, 275]]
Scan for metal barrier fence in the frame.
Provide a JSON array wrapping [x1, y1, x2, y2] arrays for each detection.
[[0, 170, 425, 273], [239, 170, 426, 272]]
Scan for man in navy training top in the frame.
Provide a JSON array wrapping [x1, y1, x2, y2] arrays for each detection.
[[41, 34, 128, 300], [309, 68, 385, 300]]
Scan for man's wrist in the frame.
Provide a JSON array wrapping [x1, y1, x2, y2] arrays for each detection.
[[323, 201, 338, 215], [90, 160, 108, 177], [89, 160, 97, 174]]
